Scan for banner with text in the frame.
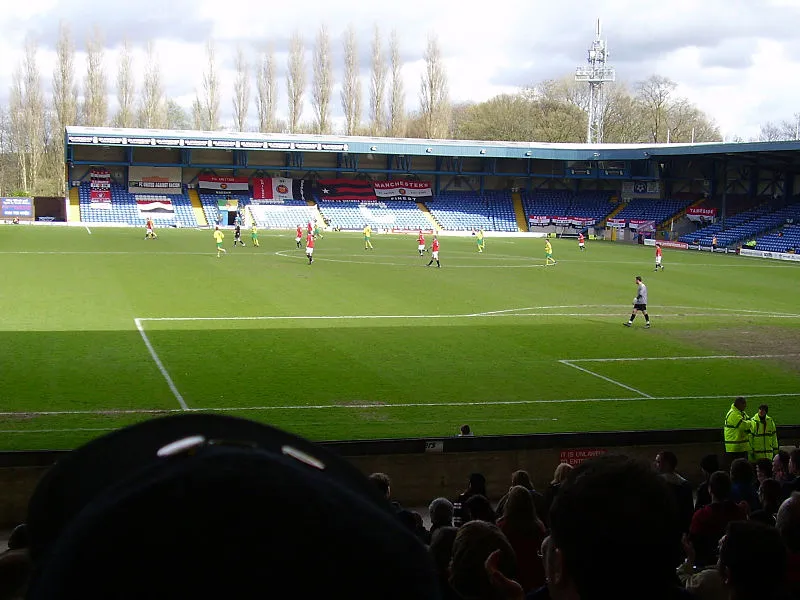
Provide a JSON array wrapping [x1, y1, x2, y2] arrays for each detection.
[[559, 448, 608, 466], [628, 219, 655, 231], [528, 215, 550, 226], [607, 218, 626, 228], [90, 168, 112, 209], [315, 179, 377, 201], [686, 207, 717, 223], [739, 248, 800, 262], [373, 180, 432, 199], [198, 175, 250, 194], [1, 197, 33, 219], [252, 177, 307, 201], [129, 166, 182, 195], [136, 196, 175, 219]]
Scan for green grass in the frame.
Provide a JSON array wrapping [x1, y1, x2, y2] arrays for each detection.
[[1, 224, 799, 450]]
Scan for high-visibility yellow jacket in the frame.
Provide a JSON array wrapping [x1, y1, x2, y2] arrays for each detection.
[[724, 405, 751, 454], [749, 415, 778, 462]]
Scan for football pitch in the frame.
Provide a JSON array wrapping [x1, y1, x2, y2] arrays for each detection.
[[1, 225, 799, 451]]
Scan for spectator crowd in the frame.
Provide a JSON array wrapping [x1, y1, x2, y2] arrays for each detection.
[[0, 411, 797, 599]]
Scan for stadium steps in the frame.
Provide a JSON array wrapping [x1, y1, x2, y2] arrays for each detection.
[[602, 200, 625, 226], [307, 200, 328, 227], [511, 192, 529, 232], [68, 187, 81, 222], [416, 202, 441, 232], [662, 197, 704, 230], [188, 189, 208, 226]]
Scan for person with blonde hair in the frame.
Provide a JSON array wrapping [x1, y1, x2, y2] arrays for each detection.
[[542, 463, 573, 527]]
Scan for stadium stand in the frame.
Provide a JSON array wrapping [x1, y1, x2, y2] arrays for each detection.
[[249, 201, 318, 230], [521, 189, 616, 224], [755, 224, 800, 253], [426, 191, 517, 232], [679, 201, 800, 247], [79, 183, 198, 227], [317, 200, 432, 231], [613, 197, 693, 224]]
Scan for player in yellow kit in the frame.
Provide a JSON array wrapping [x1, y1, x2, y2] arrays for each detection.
[[545, 239, 557, 266], [251, 223, 259, 247], [363, 224, 373, 250], [213, 227, 227, 257]]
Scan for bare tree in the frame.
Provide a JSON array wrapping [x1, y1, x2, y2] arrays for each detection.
[[232, 46, 250, 132], [286, 31, 306, 133], [51, 22, 78, 195], [311, 25, 332, 134], [636, 75, 676, 143], [114, 38, 136, 128], [23, 39, 46, 193], [256, 44, 278, 132], [166, 99, 190, 129], [369, 25, 387, 135], [341, 25, 361, 136], [419, 33, 450, 139], [9, 67, 27, 192], [52, 21, 78, 131], [387, 29, 405, 137], [194, 40, 221, 130], [138, 41, 167, 128], [82, 27, 108, 126]]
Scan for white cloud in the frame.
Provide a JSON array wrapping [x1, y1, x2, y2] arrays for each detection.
[[0, 0, 798, 138]]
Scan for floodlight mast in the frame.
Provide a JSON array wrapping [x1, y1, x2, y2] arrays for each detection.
[[575, 19, 616, 144]]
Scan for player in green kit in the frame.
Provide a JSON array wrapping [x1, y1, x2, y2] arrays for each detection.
[[476, 228, 485, 253], [545, 239, 557, 266], [251, 224, 259, 247]]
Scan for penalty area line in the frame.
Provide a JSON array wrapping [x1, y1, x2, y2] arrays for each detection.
[[559, 360, 654, 398], [134, 318, 188, 410]]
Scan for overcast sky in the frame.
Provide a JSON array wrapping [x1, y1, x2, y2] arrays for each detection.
[[1, 0, 798, 139]]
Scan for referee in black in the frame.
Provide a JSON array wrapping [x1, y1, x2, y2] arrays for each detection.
[[624, 276, 651, 328]]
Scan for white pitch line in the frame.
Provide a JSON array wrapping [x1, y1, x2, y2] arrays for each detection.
[[85, 226, 92, 235], [570, 354, 800, 363], [134, 318, 188, 410], [2, 392, 800, 419], [559, 360, 654, 398]]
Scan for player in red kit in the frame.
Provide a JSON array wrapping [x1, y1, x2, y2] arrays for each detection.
[[654, 243, 664, 271], [417, 231, 426, 256], [296, 225, 303, 248], [578, 232, 585, 251], [305, 232, 315, 264], [426, 236, 440, 268]]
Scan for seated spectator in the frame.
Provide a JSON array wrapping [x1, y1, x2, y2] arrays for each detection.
[[495, 470, 547, 520], [676, 533, 726, 600], [454, 473, 488, 527], [429, 526, 459, 600], [429, 497, 454, 534], [496, 486, 546, 593], [756, 457, 774, 484], [718, 520, 789, 600], [23, 414, 440, 599], [532, 456, 687, 600], [465, 494, 497, 524], [750, 479, 783, 526], [369, 472, 392, 502], [459, 424, 474, 437], [542, 463, 573, 527], [655, 450, 695, 533], [695, 454, 720, 512], [730, 458, 760, 512], [450, 521, 516, 600], [774, 450, 791, 483], [782, 449, 800, 499], [690, 471, 748, 568], [777, 492, 800, 598]]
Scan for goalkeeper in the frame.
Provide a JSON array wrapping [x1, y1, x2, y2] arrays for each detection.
[[624, 275, 650, 328]]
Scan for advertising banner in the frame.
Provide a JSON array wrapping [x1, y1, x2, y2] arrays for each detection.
[[373, 180, 433, 198], [198, 175, 250, 194], [129, 166, 182, 194], [1, 197, 33, 219]]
